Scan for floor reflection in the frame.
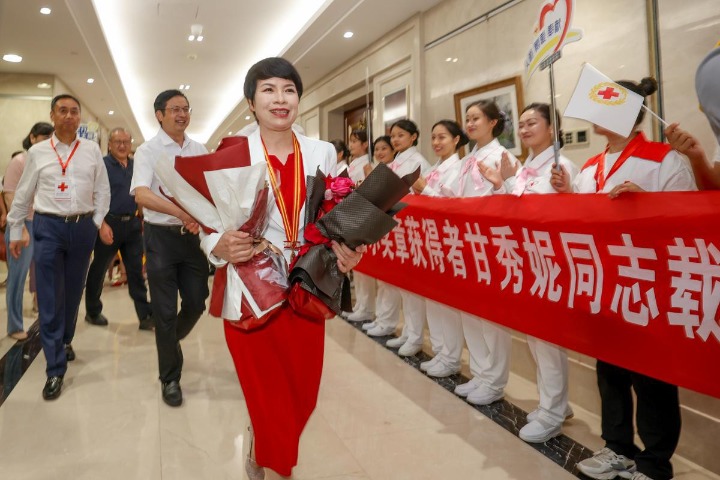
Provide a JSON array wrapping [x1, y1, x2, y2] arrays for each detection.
[[0, 321, 42, 406]]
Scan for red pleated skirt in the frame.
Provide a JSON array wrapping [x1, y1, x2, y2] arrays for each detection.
[[223, 305, 325, 477]]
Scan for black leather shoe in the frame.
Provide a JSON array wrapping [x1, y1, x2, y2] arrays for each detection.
[[65, 344, 75, 361], [138, 316, 155, 331], [85, 313, 109, 326], [161, 381, 183, 407], [42, 376, 63, 400]]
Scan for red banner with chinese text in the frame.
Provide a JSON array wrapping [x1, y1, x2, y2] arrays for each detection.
[[354, 192, 720, 399]]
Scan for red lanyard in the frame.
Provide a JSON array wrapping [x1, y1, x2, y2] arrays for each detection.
[[50, 138, 80, 175], [594, 133, 644, 191]]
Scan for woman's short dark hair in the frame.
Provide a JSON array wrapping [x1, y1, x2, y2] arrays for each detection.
[[522, 102, 564, 148], [390, 119, 420, 146], [244, 57, 303, 103], [616, 77, 658, 127], [350, 129, 368, 143], [432, 119, 469, 152], [22, 121, 54, 150], [153, 89, 187, 117], [330, 139, 350, 160], [466, 100, 506, 138]]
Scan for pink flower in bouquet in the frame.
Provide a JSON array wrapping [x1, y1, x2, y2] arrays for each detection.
[[329, 177, 355, 203]]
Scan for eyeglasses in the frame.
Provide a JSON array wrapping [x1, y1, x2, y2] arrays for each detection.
[[165, 106, 192, 115], [111, 140, 131, 146]]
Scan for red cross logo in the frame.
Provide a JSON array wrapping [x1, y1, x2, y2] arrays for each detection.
[[58, 182, 69, 192], [597, 87, 620, 100]]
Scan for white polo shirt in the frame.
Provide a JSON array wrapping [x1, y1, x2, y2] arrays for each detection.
[[130, 128, 208, 225]]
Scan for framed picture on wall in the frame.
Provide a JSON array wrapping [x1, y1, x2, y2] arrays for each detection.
[[453, 76, 526, 159]]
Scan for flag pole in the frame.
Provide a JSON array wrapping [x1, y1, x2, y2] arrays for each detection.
[[365, 66, 373, 161], [548, 62, 561, 168], [641, 104, 669, 127], [541, 51, 563, 168]]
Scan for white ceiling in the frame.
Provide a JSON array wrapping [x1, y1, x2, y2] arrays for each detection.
[[0, 0, 441, 148]]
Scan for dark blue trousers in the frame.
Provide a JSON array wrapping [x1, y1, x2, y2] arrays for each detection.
[[33, 214, 96, 377]]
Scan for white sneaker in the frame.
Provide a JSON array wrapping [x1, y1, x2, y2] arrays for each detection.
[[577, 447, 636, 480], [385, 336, 408, 348], [347, 310, 375, 322], [453, 378, 481, 397], [526, 405, 575, 423], [519, 418, 562, 443], [361, 321, 377, 331], [420, 357, 439, 372], [426, 361, 459, 378], [398, 342, 422, 357], [466, 385, 504, 406], [367, 325, 395, 337], [629, 473, 654, 480]]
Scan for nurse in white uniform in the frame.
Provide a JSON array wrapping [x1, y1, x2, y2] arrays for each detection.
[[551, 78, 694, 480], [365, 120, 431, 338], [345, 129, 377, 322], [386, 120, 469, 357], [438, 100, 520, 399], [481, 102, 577, 442], [361, 136, 400, 332]]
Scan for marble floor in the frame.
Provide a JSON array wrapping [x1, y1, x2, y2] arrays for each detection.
[[0, 283, 717, 480]]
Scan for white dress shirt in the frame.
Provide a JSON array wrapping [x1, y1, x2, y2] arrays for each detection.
[[347, 154, 370, 183], [7, 134, 110, 241], [421, 153, 463, 197], [505, 146, 579, 195], [130, 128, 209, 225], [457, 139, 519, 198], [390, 146, 432, 178], [573, 142, 696, 194]]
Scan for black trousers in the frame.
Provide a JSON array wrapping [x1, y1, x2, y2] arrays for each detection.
[[85, 216, 151, 322], [597, 360, 681, 480], [143, 223, 209, 383]]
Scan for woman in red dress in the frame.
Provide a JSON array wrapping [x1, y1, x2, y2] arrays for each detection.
[[205, 57, 364, 479]]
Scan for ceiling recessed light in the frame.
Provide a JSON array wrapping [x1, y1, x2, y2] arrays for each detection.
[[343, 31, 354, 39], [197, 35, 204, 42], [2, 54, 22, 63], [108, 110, 115, 115], [445, 57, 452, 62], [40, 7, 51, 15], [452, 58, 458, 63], [228, 131, 232, 135], [37, 82, 52, 89], [87, 78, 95, 84], [245, 115, 252, 120], [188, 35, 195, 41]]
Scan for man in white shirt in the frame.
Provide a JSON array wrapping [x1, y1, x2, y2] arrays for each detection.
[[130, 89, 209, 407], [7, 94, 111, 400]]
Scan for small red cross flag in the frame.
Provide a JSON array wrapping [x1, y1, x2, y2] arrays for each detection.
[[563, 63, 644, 137]]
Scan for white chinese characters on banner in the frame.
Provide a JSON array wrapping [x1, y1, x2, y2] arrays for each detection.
[[491, 226, 524, 294], [608, 234, 659, 327], [443, 220, 467, 279], [367, 217, 720, 345], [522, 229, 562, 302], [668, 238, 720, 342], [464, 222, 492, 285], [422, 218, 445, 273]]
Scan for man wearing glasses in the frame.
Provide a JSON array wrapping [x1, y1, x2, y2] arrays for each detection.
[[130, 90, 209, 407], [85, 127, 153, 331]]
